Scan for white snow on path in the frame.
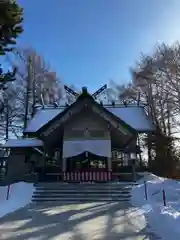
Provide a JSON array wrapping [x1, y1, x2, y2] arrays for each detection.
[[131, 172, 180, 240], [0, 201, 156, 239], [0, 182, 34, 218]]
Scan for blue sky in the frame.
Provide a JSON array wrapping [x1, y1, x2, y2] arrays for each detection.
[[16, 0, 180, 92]]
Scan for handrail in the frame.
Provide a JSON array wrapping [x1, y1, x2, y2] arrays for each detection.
[[144, 183, 167, 206], [152, 190, 161, 196], [144, 181, 148, 200], [33, 147, 56, 161]]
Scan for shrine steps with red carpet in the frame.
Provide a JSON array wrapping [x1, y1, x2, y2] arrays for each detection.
[[32, 182, 138, 202]]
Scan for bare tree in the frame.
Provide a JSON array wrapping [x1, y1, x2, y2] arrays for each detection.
[[113, 43, 180, 176], [0, 48, 64, 140]]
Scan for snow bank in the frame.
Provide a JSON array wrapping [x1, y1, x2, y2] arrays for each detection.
[[131, 172, 180, 240], [0, 182, 34, 218]]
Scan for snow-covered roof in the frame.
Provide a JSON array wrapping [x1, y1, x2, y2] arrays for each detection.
[[3, 138, 44, 148], [24, 105, 154, 133], [106, 106, 154, 132], [24, 108, 65, 133]]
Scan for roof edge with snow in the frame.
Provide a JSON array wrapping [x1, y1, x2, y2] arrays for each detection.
[[24, 95, 155, 134], [2, 138, 44, 148]]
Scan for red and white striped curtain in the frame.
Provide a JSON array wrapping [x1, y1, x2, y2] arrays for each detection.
[[63, 171, 112, 182]]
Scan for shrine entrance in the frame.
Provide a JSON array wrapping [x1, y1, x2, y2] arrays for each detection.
[[62, 139, 112, 182], [66, 151, 108, 172], [64, 152, 111, 182]]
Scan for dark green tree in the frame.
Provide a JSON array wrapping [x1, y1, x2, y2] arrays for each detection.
[[0, 0, 23, 88]]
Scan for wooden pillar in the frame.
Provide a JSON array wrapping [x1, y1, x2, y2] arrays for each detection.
[[62, 157, 67, 172], [107, 157, 112, 171], [62, 157, 67, 181], [131, 154, 137, 182], [42, 150, 47, 181]]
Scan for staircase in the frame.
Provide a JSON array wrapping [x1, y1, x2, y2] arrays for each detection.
[[32, 182, 137, 202]]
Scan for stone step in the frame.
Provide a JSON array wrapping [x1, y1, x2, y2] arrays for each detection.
[[35, 182, 137, 187], [33, 193, 131, 197], [35, 187, 133, 191], [32, 182, 133, 203], [35, 184, 135, 188], [34, 190, 131, 194], [32, 198, 129, 202], [35, 182, 136, 186]]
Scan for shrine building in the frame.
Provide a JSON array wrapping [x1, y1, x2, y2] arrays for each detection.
[[3, 86, 154, 182]]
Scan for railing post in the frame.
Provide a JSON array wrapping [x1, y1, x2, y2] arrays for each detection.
[[144, 180, 148, 200], [162, 189, 166, 206], [6, 184, 10, 200]]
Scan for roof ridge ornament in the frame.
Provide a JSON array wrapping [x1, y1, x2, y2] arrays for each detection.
[[92, 84, 107, 99], [82, 86, 88, 94], [64, 84, 107, 101]]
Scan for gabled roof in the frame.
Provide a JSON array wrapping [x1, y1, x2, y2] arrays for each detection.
[[24, 93, 154, 134], [24, 105, 154, 134], [40, 94, 135, 137]]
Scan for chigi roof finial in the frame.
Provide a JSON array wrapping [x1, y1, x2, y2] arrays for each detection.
[[82, 86, 88, 94]]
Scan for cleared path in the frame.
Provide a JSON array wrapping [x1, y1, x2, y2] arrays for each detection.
[[0, 201, 160, 240]]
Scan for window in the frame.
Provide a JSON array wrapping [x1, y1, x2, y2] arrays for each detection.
[[112, 151, 130, 166]]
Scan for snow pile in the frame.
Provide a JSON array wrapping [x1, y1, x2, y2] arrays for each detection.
[[131, 172, 180, 240], [0, 182, 34, 218]]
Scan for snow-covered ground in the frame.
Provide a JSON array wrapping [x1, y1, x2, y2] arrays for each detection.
[[131, 172, 180, 240], [0, 182, 34, 218]]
